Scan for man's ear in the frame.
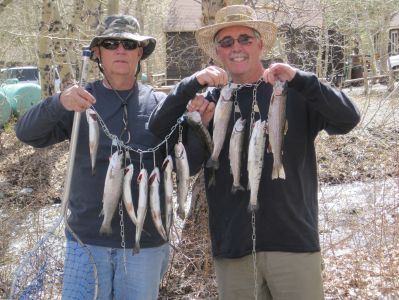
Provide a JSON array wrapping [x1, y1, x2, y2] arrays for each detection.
[[138, 47, 144, 58], [93, 47, 101, 61]]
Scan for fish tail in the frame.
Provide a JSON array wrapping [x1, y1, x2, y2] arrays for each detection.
[[247, 202, 259, 212], [279, 165, 286, 179], [99, 223, 112, 236], [177, 206, 185, 220], [206, 158, 219, 170], [272, 163, 286, 179], [159, 226, 167, 241], [207, 172, 216, 187], [231, 184, 245, 194], [133, 243, 140, 254]]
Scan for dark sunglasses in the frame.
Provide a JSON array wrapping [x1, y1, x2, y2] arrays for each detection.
[[100, 39, 140, 50], [216, 34, 256, 48]]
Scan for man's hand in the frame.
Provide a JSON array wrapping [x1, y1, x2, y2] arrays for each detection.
[[263, 63, 297, 86], [195, 66, 228, 87], [60, 85, 96, 112], [186, 94, 215, 128]]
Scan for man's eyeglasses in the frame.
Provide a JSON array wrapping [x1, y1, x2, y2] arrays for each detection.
[[100, 39, 140, 50], [216, 34, 256, 48]]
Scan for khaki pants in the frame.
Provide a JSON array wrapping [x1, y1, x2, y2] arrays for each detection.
[[214, 251, 324, 300]]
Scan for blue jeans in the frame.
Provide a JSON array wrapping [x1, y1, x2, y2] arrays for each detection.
[[62, 239, 170, 300]]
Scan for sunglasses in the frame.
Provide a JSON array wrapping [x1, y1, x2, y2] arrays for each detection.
[[216, 34, 256, 48], [100, 39, 140, 50]]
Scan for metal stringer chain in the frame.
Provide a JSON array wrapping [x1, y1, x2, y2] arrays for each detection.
[[91, 105, 184, 155], [119, 200, 127, 273], [234, 79, 263, 300], [252, 210, 258, 300]]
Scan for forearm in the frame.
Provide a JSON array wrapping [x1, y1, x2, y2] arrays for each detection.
[[148, 74, 204, 137], [15, 94, 72, 147], [289, 70, 361, 134]]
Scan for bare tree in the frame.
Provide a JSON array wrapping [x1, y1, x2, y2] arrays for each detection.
[[37, 0, 55, 98]]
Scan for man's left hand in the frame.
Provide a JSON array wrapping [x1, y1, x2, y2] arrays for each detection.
[[186, 94, 215, 128]]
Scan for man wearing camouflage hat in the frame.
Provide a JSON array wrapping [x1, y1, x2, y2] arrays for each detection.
[[16, 15, 171, 299]]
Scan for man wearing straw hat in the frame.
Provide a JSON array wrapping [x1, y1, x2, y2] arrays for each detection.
[[16, 15, 185, 299], [149, 4, 360, 300]]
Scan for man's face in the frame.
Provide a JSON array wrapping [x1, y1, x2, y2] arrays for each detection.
[[215, 26, 263, 82], [95, 39, 143, 79]]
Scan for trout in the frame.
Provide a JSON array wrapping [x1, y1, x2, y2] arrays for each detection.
[[134, 168, 148, 254], [247, 120, 267, 211], [229, 118, 246, 193], [122, 163, 137, 226], [162, 155, 174, 239], [267, 80, 288, 179], [174, 142, 190, 219], [149, 167, 167, 241], [99, 150, 124, 235], [184, 111, 213, 155], [86, 108, 99, 175], [206, 83, 238, 170]]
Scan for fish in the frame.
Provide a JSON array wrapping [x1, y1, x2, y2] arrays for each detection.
[[206, 83, 238, 170], [134, 168, 148, 254], [267, 80, 288, 180], [247, 120, 267, 211], [99, 150, 124, 235], [162, 155, 174, 239], [174, 142, 190, 219], [86, 108, 100, 176], [149, 167, 167, 241], [184, 111, 213, 155], [122, 163, 137, 226], [229, 118, 246, 193]]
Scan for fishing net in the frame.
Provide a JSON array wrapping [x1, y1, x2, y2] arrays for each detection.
[[8, 216, 98, 300]]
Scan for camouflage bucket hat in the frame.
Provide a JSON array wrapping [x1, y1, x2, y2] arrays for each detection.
[[90, 15, 156, 60]]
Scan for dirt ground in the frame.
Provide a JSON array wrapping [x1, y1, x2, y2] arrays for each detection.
[[0, 84, 398, 299]]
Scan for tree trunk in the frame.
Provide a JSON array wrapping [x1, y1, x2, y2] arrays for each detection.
[[37, 0, 55, 98], [51, 1, 75, 91]]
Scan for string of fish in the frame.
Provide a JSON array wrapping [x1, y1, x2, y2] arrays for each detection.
[[206, 78, 287, 300], [87, 103, 190, 260]]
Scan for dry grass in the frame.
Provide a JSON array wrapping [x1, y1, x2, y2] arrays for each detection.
[[0, 83, 398, 299]]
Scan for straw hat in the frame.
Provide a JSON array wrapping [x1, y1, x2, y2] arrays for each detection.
[[89, 15, 156, 61], [195, 5, 277, 64]]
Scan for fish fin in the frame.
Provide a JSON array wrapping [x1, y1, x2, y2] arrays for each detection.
[[272, 166, 278, 179], [284, 120, 288, 135], [92, 167, 96, 176], [279, 165, 286, 179]]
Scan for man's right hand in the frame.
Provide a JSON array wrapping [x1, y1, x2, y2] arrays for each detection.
[[60, 85, 96, 112], [195, 66, 228, 87]]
